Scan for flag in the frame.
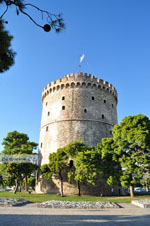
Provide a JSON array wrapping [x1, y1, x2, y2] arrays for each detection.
[[80, 54, 85, 63]]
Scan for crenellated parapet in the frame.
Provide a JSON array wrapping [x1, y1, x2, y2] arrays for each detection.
[[42, 72, 118, 103]]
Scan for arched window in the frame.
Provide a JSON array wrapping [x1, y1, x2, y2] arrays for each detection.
[[66, 83, 69, 88], [77, 82, 80, 87], [71, 82, 75, 88], [102, 114, 104, 119], [62, 106, 65, 110]]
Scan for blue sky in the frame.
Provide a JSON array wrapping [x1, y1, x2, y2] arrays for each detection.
[[0, 0, 150, 152]]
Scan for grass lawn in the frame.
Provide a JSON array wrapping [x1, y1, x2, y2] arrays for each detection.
[[0, 191, 150, 203]]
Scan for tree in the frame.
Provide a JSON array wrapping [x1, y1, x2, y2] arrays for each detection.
[[96, 138, 121, 188], [0, 0, 65, 32], [113, 114, 150, 197], [63, 141, 93, 196], [0, 173, 4, 186], [0, 20, 15, 73], [41, 148, 68, 196], [22, 176, 36, 191], [73, 146, 101, 196], [41, 141, 88, 196], [64, 141, 101, 196], [64, 141, 86, 158], [1, 130, 38, 193], [28, 177, 36, 190], [41, 141, 102, 196], [0, 2, 65, 73]]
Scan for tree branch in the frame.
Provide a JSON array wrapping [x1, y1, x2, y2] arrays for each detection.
[[0, 1, 65, 32], [19, 8, 43, 29], [0, 4, 8, 19]]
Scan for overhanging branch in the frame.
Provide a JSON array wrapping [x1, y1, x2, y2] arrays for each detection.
[[0, 0, 65, 32]]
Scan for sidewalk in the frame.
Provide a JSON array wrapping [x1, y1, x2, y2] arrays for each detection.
[[0, 202, 149, 226]]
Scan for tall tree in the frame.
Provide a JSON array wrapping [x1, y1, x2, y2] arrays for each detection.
[[113, 114, 150, 197], [41, 148, 68, 196], [64, 141, 92, 196], [0, 20, 15, 73], [74, 146, 101, 196], [96, 138, 121, 188], [41, 141, 87, 196], [2, 130, 38, 193]]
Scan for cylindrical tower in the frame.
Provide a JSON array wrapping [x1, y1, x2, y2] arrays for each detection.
[[38, 72, 118, 166]]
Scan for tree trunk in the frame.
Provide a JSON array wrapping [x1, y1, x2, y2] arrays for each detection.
[[129, 185, 134, 197], [59, 173, 64, 197], [14, 178, 18, 194], [25, 176, 29, 192], [78, 180, 81, 196], [19, 181, 22, 192]]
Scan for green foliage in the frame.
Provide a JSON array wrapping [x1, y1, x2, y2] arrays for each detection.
[[41, 148, 69, 196], [0, 174, 3, 185], [41, 149, 68, 179], [41, 164, 52, 180], [0, 20, 15, 73], [0, 1, 65, 33], [1, 131, 38, 188], [2, 130, 38, 154], [113, 114, 150, 193], [67, 171, 74, 183], [22, 177, 36, 190], [28, 177, 36, 190], [40, 114, 150, 197], [106, 176, 114, 186], [113, 114, 150, 151], [64, 141, 86, 158], [48, 148, 68, 175], [96, 138, 121, 186], [74, 147, 100, 185]]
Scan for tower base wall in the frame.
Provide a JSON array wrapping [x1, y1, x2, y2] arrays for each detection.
[[35, 177, 124, 196]]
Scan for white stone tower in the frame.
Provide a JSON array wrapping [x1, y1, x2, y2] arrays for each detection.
[[38, 72, 118, 166]]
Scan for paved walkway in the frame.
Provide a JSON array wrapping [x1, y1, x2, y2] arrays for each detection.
[[0, 203, 150, 226]]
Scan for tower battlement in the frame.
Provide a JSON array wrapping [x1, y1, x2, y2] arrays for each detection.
[[42, 72, 118, 103]]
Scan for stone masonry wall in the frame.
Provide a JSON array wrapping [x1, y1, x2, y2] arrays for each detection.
[[39, 72, 118, 165], [36, 72, 118, 195]]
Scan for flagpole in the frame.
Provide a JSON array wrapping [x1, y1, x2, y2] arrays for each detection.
[[79, 63, 81, 74]]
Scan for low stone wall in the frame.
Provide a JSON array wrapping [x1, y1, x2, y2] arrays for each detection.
[[0, 198, 29, 207], [131, 199, 150, 208], [39, 200, 120, 209]]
